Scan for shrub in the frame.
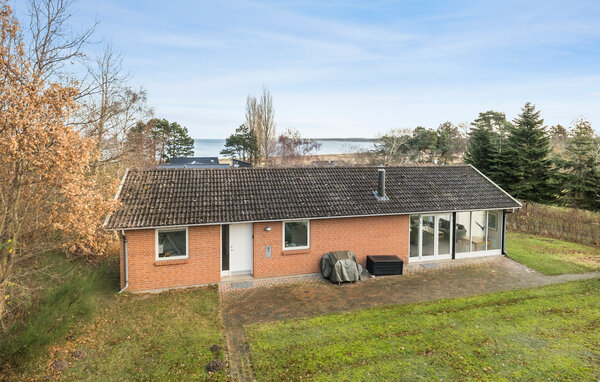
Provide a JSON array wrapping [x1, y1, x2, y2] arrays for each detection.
[[507, 202, 600, 245]]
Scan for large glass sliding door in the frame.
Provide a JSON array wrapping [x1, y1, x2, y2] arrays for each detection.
[[410, 210, 504, 262], [437, 214, 452, 257], [421, 215, 435, 259], [409, 214, 453, 262], [409, 215, 420, 259], [454, 210, 504, 258]]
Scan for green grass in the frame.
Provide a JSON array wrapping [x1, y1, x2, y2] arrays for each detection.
[[506, 232, 600, 275], [247, 280, 600, 381], [1, 253, 226, 381], [0, 252, 118, 369], [57, 286, 225, 381]]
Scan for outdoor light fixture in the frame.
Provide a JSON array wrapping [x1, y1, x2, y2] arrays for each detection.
[[265, 226, 272, 231]]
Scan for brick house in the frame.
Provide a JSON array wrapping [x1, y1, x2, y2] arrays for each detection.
[[104, 165, 521, 292]]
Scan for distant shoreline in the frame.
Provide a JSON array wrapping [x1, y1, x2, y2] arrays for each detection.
[[194, 138, 377, 156], [306, 137, 377, 142], [194, 138, 377, 142]]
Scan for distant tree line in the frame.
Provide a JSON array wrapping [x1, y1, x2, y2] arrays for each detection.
[[376, 102, 600, 211], [373, 122, 468, 165]]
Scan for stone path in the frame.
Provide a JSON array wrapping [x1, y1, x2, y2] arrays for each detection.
[[220, 255, 600, 381]]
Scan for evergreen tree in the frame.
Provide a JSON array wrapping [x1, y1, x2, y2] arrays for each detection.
[[436, 121, 461, 164], [165, 122, 195, 159], [549, 124, 569, 154], [464, 112, 500, 178], [562, 118, 600, 210], [409, 126, 438, 162], [473, 111, 511, 154], [132, 118, 195, 162], [220, 124, 258, 162], [147, 118, 172, 162], [501, 102, 555, 202]]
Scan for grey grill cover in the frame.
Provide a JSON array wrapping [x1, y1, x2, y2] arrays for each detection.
[[320, 251, 363, 283]]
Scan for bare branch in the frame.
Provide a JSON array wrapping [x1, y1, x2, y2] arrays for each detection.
[[27, 0, 98, 82]]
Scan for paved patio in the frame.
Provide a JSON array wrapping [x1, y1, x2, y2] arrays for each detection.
[[220, 255, 600, 381]]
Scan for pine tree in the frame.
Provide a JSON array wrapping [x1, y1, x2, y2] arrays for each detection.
[[220, 124, 258, 162], [436, 121, 461, 164], [409, 126, 438, 162], [166, 122, 195, 159], [501, 102, 555, 202], [464, 112, 502, 179], [562, 118, 600, 210], [464, 126, 497, 174]]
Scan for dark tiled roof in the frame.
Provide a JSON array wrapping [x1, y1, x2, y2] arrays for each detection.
[[157, 163, 230, 169], [169, 157, 219, 165], [105, 165, 521, 230]]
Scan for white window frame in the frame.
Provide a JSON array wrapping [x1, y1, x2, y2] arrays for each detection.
[[455, 210, 503, 259], [409, 214, 452, 262], [282, 220, 310, 250], [155, 226, 189, 261]]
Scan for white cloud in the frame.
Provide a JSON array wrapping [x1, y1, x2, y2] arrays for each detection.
[[58, 0, 600, 137]]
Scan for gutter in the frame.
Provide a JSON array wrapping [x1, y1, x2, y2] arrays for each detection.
[[501, 210, 508, 255], [107, 207, 515, 232], [118, 229, 128, 293]]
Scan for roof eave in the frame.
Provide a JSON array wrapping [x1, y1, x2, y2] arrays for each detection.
[[102, 168, 130, 229]]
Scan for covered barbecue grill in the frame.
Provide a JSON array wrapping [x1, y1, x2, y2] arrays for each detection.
[[320, 251, 363, 283]]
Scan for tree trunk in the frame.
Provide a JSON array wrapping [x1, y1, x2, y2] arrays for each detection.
[[0, 282, 6, 333]]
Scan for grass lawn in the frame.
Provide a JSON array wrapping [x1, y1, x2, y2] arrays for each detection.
[[1, 253, 226, 381], [506, 232, 600, 275], [247, 279, 600, 381]]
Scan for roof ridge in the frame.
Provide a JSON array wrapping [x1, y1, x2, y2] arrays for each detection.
[[134, 164, 473, 173]]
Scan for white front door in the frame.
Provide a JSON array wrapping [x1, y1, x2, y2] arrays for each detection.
[[228, 223, 253, 275]]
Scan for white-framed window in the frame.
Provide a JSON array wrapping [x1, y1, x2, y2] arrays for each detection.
[[156, 227, 189, 260], [283, 220, 310, 250]]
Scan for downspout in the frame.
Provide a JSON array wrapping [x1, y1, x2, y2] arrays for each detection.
[[501, 210, 507, 255], [451, 212, 456, 260], [118, 230, 128, 293]]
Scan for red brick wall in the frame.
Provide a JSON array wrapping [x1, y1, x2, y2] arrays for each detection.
[[253, 215, 409, 278], [123, 226, 221, 292], [121, 215, 409, 291]]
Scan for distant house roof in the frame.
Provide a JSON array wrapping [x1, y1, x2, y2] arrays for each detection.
[[232, 158, 252, 168], [159, 157, 227, 169], [157, 163, 230, 169], [169, 157, 220, 165], [311, 160, 347, 167], [105, 165, 521, 230]]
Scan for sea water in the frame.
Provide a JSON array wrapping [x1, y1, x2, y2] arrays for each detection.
[[194, 139, 375, 157]]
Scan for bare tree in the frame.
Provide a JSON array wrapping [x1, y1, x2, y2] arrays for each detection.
[[245, 88, 277, 164], [276, 128, 321, 165], [245, 95, 261, 151], [75, 44, 152, 172], [27, 0, 96, 82], [373, 128, 413, 165], [26, 1, 153, 172], [258, 88, 276, 161]]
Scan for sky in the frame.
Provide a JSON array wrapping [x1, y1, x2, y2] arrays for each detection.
[[12, 0, 600, 138]]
